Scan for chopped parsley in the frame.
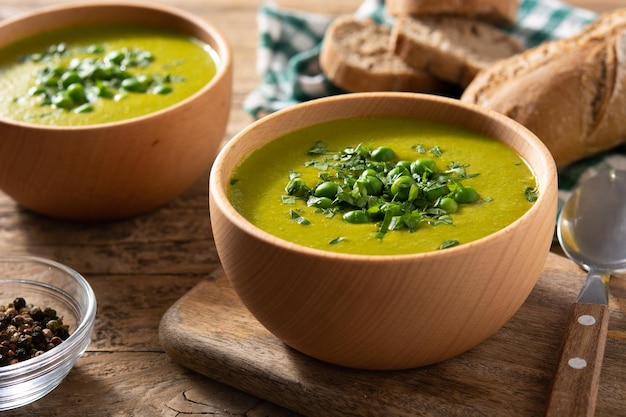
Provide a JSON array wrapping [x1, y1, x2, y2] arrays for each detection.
[[282, 142, 483, 241]]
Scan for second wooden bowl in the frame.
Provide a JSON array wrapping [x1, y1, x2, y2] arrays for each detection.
[[0, 1, 232, 221]]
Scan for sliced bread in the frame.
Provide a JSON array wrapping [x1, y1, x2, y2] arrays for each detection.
[[319, 15, 452, 94], [386, 0, 519, 27], [461, 8, 626, 167], [391, 15, 525, 87]]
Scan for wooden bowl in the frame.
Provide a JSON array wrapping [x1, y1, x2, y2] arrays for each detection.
[[209, 93, 558, 370], [0, 1, 232, 221]]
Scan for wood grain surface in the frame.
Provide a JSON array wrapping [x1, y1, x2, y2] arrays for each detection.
[[159, 254, 626, 417], [0, 0, 623, 416], [545, 303, 610, 417]]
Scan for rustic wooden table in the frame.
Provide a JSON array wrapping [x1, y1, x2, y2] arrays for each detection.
[[0, 0, 622, 416]]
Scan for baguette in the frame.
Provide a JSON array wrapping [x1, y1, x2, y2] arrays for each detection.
[[319, 16, 452, 94], [461, 8, 626, 167], [386, 0, 519, 27], [391, 15, 524, 87]]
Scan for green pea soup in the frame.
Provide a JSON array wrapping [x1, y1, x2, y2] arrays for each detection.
[[229, 117, 537, 255], [0, 24, 218, 125]]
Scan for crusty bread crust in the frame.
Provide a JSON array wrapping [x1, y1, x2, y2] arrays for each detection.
[[319, 16, 451, 94], [391, 15, 524, 87], [462, 9, 626, 167], [386, 0, 519, 27]]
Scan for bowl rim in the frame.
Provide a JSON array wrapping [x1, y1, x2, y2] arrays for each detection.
[[0, 255, 97, 378], [0, 0, 232, 130], [210, 92, 558, 261]]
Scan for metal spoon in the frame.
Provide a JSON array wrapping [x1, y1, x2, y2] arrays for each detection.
[[545, 169, 626, 417]]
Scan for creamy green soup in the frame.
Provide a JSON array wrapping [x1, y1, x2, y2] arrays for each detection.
[[0, 24, 218, 125], [229, 117, 537, 255]]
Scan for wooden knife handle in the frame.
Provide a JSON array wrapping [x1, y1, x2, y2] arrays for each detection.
[[545, 302, 609, 417]]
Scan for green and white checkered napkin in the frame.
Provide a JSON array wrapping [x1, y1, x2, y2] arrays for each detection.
[[243, 0, 626, 203]]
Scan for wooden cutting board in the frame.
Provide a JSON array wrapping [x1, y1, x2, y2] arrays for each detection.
[[159, 252, 626, 416]]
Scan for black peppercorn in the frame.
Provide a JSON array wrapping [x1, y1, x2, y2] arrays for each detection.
[[12, 297, 26, 311], [0, 298, 71, 366]]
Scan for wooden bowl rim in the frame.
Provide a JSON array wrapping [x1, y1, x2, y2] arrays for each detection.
[[210, 92, 558, 261], [0, 0, 232, 130]]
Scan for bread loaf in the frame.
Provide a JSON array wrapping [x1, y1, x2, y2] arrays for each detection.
[[391, 15, 524, 87], [462, 8, 626, 167], [319, 16, 452, 94], [386, 0, 519, 27]]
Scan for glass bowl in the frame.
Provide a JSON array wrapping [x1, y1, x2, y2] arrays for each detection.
[[0, 256, 96, 410]]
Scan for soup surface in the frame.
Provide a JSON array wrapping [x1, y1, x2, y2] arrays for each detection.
[[0, 24, 218, 125], [229, 117, 537, 255]]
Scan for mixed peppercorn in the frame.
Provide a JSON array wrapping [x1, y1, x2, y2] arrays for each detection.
[[0, 297, 70, 367]]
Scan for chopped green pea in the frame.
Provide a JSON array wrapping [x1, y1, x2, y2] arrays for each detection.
[[153, 84, 172, 95], [390, 176, 416, 201], [358, 175, 383, 196], [453, 186, 479, 204], [314, 181, 339, 199], [359, 169, 378, 179], [386, 166, 410, 183], [308, 196, 333, 209], [381, 202, 402, 217], [285, 177, 309, 196], [121, 77, 149, 92], [92, 66, 114, 80], [114, 68, 132, 79], [371, 146, 395, 162], [396, 160, 412, 170], [437, 197, 459, 214], [51, 66, 65, 76], [60, 71, 81, 88], [43, 75, 59, 87], [51, 93, 74, 110], [105, 50, 125, 65], [425, 184, 449, 202], [95, 83, 113, 99], [343, 210, 369, 224], [410, 158, 437, 176], [66, 83, 87, 103]]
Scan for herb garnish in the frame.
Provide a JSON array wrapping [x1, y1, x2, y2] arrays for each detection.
[[17, 42, 179, 113], [439, 239, 460, 250], [289, 209, 310, 225], [282, 142, 484, 241], [524, 187, 539, 202]]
